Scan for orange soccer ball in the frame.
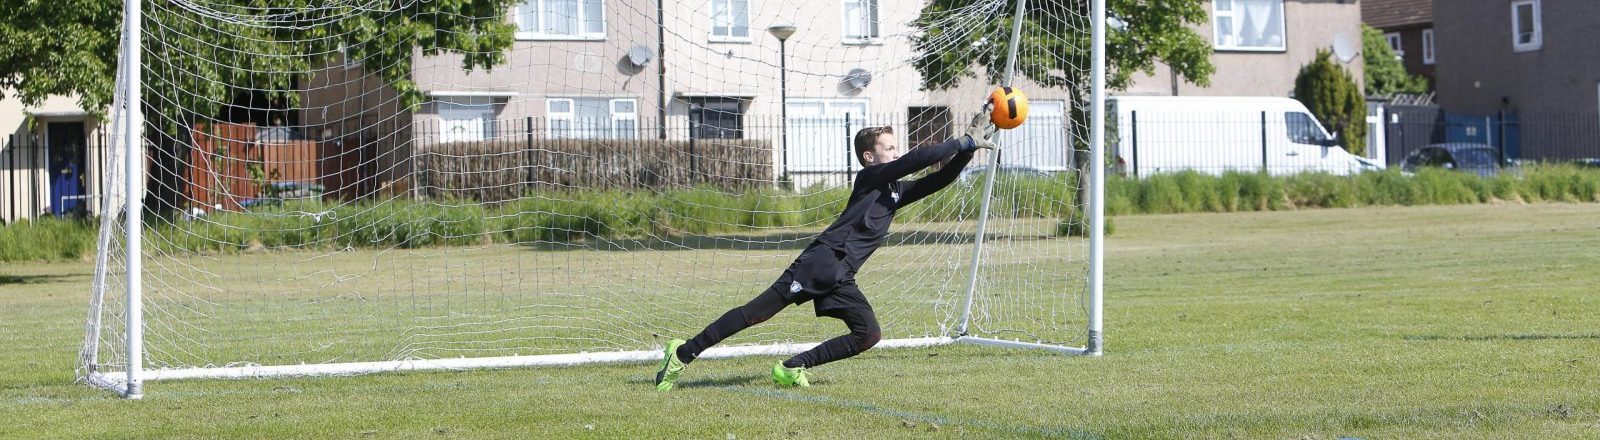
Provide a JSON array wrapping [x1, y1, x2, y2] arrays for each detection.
[[988, 86, 1029, 130]]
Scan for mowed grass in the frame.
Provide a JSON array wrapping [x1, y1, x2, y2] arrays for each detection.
[[6, 204, 1600, 439], [16, 217, 1076, 369]]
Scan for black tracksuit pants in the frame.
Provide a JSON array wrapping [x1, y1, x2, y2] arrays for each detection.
[[676, 286, 881, 369]]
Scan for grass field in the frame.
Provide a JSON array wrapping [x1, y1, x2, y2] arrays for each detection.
[[5, 204, 1600, 439]]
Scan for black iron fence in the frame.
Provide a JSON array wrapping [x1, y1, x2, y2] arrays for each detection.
[[1, 131, 112, 223], [3, 111, 1085, 219], [1114, 107, 1600, 178], [408, 112, 1077, 195], [1382, 107, 1600, 165]]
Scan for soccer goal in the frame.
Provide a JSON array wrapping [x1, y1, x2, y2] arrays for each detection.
[[83, 0, 1106, 398]]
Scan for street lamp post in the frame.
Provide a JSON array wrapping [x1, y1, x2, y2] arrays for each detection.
[[768, 23, 797, 185]]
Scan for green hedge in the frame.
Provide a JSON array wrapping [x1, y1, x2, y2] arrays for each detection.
[[0, 217, 97, 262], [1105, 165, 1600, 215], [7, 166, 1600, 261]]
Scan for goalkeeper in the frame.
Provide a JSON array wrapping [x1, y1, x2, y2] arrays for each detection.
[[655, 109, 997, 390]]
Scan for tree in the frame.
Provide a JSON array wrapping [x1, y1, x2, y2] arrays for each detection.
[[911, 0, 1214, 95], [1362, 24, 1427, 97], [2, 0, 518, 214], [911, 0, 1213, 202], [0, 0, 120, 113], [1294, 50, 1366, 157], [0, 0, 518, 126]]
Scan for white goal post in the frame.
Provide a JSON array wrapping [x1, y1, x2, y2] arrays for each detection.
[[83, 0, 1105, 398]]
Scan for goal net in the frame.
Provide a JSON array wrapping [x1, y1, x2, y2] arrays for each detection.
[[83, 0, 1105, 398]]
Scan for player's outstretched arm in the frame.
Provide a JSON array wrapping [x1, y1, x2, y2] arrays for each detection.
[[858, 138, 962, 188], [859, 110, 997, 188], [897, 146, 976, 206], [897, 112, 996, 205]]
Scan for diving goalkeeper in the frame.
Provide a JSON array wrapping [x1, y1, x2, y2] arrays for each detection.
[[655, 109, 998, 390]]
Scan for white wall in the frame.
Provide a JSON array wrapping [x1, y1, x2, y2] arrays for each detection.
[[344, 0, 1087, 186], [660, 0, 1076, 181], [1, 90, 109, 223]]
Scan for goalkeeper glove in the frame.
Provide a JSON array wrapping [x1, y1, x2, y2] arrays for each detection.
[[962, 106, 998, 152]]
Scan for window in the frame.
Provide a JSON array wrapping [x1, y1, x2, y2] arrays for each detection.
[[1284, 112, 1327, 145], [1403, 147, 1456, 170], [611, 99, 638, 138], [437, 97, 501, 143], [1402, 149, 1424, 169], [786, 99, 869, 172], [1421, 28, 1435, 65], [843, 0, 881, 43], [994, 100, 1071, 171], [340, 43, 362, 69], [1213, 0, 1286, 51], [710, 0, 750, 42], [516, 0, 605, 40], [906, 107, 951, 148], [1512, 0, 1541, 52], [1384, 32, 1404, 58], [1420, 148, 1452, 168], [547, 97, 637, 139], [689, 97, 745, 139]]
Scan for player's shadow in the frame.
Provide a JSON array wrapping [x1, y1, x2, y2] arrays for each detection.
[[628, 373, 769, 388], [0, 274, 80, 285], [673, 374, 771, 389], [522, 229, 1054, 252]]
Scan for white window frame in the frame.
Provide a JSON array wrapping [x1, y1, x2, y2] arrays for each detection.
[[708, 0, 752, 43], [436, 96, 502, 143], [609, 99, 638, 139], [1211, 0, 1288, 52], [547, 98, 575, 138], [1511, 0, 1541, 52], [785, 98, 871, 125], [842, 0, 882, 45], [1421, 28, 1435, 65], [515, 0, 607, 41], [545, 97, 638, 139], [993, 100, 1072, 172], [1384, 32, 1404, 58], [785, 98, 871, 173], [340, 43, 362, 69]]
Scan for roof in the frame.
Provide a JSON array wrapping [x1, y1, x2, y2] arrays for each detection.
[[1363, 0, 1432, 29]]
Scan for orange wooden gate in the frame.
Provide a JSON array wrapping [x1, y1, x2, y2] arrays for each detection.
[[187, 124, 322, 212]]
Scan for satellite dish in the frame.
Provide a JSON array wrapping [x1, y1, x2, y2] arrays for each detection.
[[845, 68, 872, 90], [626, 44, 653, 67], [1332, 33, 1359, 63]]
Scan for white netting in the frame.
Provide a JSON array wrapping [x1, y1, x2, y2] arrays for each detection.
[[84, 0, 1096, 382]]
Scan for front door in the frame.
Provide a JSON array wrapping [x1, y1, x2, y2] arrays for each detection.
[[47, 121, 88, 217]]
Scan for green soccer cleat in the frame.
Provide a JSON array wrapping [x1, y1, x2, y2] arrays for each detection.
[[771, 361, 810, 388], [655, 339, 687, 391]]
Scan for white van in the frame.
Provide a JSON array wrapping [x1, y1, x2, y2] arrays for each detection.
[[1109, 96, 1381, 176]]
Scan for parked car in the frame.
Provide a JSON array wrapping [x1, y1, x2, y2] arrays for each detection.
[[1108, 96, 1382, 176], [1400, 143, 1503, 177]]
